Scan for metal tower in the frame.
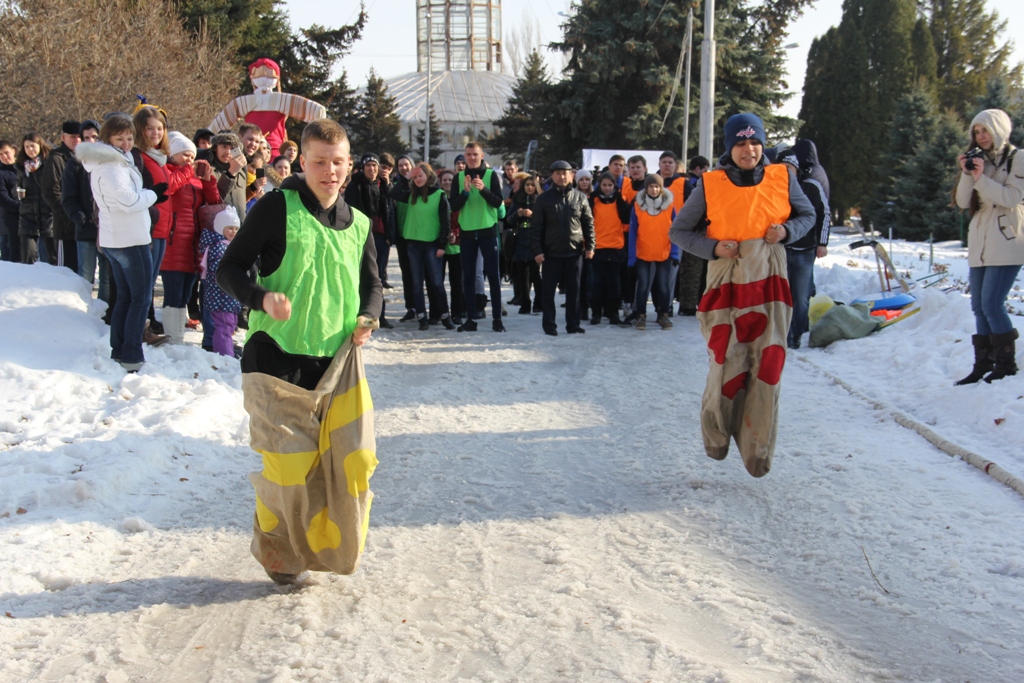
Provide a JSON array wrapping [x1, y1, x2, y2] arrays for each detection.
[[416, 0, 503, 73]]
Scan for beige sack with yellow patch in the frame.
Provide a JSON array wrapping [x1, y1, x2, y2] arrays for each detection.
[[242, 339, 377, 575]]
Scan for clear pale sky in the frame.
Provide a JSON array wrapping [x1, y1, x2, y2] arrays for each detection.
[[282, 0, 1024, 121]]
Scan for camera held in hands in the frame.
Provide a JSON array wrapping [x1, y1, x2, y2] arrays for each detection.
[[964, 147, 985, 171]]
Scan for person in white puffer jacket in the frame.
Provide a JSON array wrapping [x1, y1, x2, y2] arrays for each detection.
[[954, 108, 1024, 385], [76, 115, 167, 372]]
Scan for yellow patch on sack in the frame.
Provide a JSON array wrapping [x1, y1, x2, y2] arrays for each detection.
[[344, 448, 379, 497], [255, 495, 279, 533], [322, 379, 373, 437], [306, 507, 342, 553], [259, 449, 320, 487]]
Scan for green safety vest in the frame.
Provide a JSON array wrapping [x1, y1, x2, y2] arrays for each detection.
[[248, 189, 369, 358], [403, 188, 443, 242], [456, 167, 498, 231]]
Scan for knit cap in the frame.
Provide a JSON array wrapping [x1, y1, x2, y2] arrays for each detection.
[[168, 131, 197, 158], [643, 173, 664, 189], [576, 169, 593, 180], [213, 206, 240, 236], [723, 113, 766, 152]]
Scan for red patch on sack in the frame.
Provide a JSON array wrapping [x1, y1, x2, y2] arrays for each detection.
[[757, 345, 787, 385], [722, 371, 749, 400], [708, 324, 731, 364], [734, 312, 768, 343], [698, 276, 793, 312]]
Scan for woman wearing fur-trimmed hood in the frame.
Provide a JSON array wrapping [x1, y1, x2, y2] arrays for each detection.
[[953, 108, 1024, 385]]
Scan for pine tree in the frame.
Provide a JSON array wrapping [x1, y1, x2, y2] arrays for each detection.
[[928, 0, 1020, 120], [489, 51, 554, 170], [864, 86, 941, 231], [910, 18, 938, 92], [414, 104, 444, 167], [350, 70, 408, 159], [891, 111, 963, 241]]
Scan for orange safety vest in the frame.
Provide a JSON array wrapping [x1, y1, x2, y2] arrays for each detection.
[[620, 177, 643, 204], [635, 206, 674, 262], [664, 176, 687, 214], [704, 164, 791, 242], [593, 200, 625, 250]]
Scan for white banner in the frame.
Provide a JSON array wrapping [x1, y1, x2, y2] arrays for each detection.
[[581, 149, 667, 174]]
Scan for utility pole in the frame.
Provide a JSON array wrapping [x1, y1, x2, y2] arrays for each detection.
[[698, 0, 716, 162], [424, 10, 432, 164]]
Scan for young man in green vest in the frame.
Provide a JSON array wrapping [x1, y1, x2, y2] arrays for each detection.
[[218, 119, 383, 583], [449, 141, 506, 332]]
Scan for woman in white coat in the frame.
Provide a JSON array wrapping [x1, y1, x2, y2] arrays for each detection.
[[76, 115, 167, 372], [954, 108, 1024, 384]]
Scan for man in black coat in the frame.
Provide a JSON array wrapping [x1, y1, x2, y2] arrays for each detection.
[[62, 121, 105, 293], [530, 160, 595, 336], [40, 120, 81, 272]]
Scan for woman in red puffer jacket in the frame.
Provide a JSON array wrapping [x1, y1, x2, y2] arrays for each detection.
[[160, 131, 221, 344]]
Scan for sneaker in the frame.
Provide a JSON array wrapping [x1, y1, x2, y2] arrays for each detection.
[[418, 316, 430, 331], [379, 317, 394, 329], [657, 313, 673, 330], [457, 319, 478, 332], [441, 315, 455, 330], [492, 319, 506, 332], [399, 310, 417, 323], [185, 318, 200, 330], [265, 568, 300, 585], [634, 313, 647, 331]]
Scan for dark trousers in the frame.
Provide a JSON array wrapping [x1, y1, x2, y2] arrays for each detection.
[[443, 253, 465, 318], [20, 236, 39, 264], [633, 259, 673, 315], [57, 238, 78, 273], [542, 254, 582, 332], [589, 260, 622, 319], [579, 257, 592, 315], [512, 260, 541, 308], [3, 224, 20, 262], [460, 230, 502, 321], [373, 232, 390, 284], [395, 235, 415, 312], [105, 244, 154, 364], [406, 240, 449, 317], [786, 248, 816, 347], [161, 270, 198, 308]]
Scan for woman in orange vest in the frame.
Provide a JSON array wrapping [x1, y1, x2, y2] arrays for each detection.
[[624, 174, 679, 330], [669, 113, 814, 478], [588, 173, 631, 325]]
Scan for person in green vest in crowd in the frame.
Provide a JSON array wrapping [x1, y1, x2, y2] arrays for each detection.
[[449, 141, 506, 332], [438, 168, 466, 324], [217, 118, 383, 584], [391, 162, 454, 330]]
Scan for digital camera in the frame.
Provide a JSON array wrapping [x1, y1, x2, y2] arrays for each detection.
[[964, 147, 985, 171]]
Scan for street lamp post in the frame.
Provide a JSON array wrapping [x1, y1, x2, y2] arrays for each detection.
[[698, 0, 716, 161], [425, 10, 432, 164]]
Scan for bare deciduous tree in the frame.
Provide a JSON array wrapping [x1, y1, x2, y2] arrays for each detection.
[[504, 11, 543, 79], [0, 0, 238, 141]]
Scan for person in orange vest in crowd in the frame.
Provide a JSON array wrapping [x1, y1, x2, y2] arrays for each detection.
[[622, 174, 679, 331], [619, 155, 648, 204], [587, 172, 631, 325], [669, 113, 814, 478]]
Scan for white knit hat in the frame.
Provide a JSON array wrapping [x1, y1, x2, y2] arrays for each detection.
[[167, 131, 197, 158], [213, 206, 240, 236]]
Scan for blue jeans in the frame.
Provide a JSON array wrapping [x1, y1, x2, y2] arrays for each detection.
[[786, 248, 816, 347], [969, 265, 1022, 335], [373, 233, 390, 284], [150, 238, 166, 288], [633, 259, 673, 315], [406, 240, 449, 317], [78, 241, 111, 302], [105, 244, 154, 364], [161, 270, 198, 308], [460, 230, 502, 320]]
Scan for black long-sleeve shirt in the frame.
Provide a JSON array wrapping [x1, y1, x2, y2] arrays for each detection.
[[390, 183, 451, 249]]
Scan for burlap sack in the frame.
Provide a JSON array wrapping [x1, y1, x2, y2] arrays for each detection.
[[242, 339, 377, 575], [697, 239, 792, 478]]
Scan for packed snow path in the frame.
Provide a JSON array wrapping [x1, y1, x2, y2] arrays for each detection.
[[1, 260, 1023, 682]]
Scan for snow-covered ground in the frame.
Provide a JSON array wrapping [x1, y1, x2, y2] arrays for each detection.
[[0, 236, 1022, 683]]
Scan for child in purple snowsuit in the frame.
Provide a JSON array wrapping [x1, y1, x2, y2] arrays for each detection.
[[203, 207, 242, 356]]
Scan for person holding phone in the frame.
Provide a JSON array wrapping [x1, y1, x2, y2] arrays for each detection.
[[209, 132, 247, 220]]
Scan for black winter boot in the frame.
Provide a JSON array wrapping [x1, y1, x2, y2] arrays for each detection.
[[955, 334, 993, 385], [983, 330, 1018, 383]]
